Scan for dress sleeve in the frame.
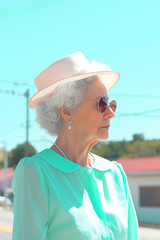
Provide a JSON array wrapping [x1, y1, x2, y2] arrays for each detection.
[[12, 157, 48, 240], [113, 162, 139, 240]]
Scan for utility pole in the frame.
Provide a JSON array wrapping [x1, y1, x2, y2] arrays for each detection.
[[4, 147, 8, 207], [1, 142, 8, 207], [24, 89, 29, 157]]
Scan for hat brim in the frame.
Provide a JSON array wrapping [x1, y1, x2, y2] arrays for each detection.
[[29, 71, 120, 109]]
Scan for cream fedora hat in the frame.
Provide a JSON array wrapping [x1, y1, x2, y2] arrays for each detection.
[[29, 52, 120, 109]]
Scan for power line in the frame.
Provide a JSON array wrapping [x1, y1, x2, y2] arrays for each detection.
[[113, 93, 160, 98], [0, 88, 35, 99], [1, 79, 160, 98], [118, 108, 160, 117], [0, 79, 34, 88], [0, 122, 24, 139], [0, 79, 17, 84], [0, 103, 25, 130], [0, 88, 25, 96], [31, 139, 53, 143], [117, 114, 160, 118], [0, 121, 34, 139]]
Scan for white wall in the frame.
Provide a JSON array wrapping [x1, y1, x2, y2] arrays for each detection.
[[127, 174, 160, 225]]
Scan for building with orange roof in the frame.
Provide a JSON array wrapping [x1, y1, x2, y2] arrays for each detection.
[[116, 156, 160, 225]]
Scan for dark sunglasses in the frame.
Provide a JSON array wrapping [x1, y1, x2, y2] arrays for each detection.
[[89, 96, 117, 113]]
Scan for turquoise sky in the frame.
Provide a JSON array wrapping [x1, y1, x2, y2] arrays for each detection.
[[1, 0, 160, 152]]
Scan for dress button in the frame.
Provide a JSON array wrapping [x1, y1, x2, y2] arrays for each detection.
[[87, 169, 92, 174]]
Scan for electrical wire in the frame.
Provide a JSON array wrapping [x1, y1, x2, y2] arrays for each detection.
[[1, 79, 160, 98], [112, 93, 160, 98], [118, 108, 160, 117], [0, 122, 24, 139], [0, 79, 34, 88], [0, 103, 25, 130]]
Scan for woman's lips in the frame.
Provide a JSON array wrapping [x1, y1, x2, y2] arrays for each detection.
[[101, 125, 110, 128]]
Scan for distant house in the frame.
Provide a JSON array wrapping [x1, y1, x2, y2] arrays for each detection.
[[0, 147, 5, 163], [116, 156, 160, 225], [0, 168, 14, 195]]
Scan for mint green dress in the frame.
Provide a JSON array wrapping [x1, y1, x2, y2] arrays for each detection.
[[12, 149, 139, 240]]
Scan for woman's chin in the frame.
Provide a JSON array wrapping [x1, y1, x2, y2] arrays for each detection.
[[101, 135, 109, 140], [98, 132, 109, 140]]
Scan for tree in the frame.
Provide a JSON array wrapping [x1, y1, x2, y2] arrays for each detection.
[[92, 134, 160, 160], [9, 143, 37, 168], [132, 134, 145, 141]]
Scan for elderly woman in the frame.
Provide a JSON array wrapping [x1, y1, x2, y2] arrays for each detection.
[[12, 52, 139, 240]]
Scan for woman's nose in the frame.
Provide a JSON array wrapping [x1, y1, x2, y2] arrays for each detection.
[[103, 106, 115, 119]]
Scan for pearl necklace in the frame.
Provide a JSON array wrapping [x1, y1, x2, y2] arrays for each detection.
[[53, 143, 95, 167], [54, 143, 67, 158]]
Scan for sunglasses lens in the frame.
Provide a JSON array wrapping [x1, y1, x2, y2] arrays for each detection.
[[110, 100, 117, 112], [99, 97, 107, 113], [98, 98, 117, 113]]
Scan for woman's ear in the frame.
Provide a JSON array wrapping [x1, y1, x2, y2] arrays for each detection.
[[58, 106, 71, 122]]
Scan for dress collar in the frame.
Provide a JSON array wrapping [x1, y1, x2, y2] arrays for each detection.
[[34, 148, 112, 173]]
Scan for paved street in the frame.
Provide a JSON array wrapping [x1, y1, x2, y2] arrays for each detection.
[[140, 226, 160, 240], [0, 230, 11, 240], [0, 207, 13, 240], [0, 206, 160, 240]]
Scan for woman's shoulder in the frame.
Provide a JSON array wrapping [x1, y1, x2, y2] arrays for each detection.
[[15, 149, 49, 169], [12, 153, 49, 209], [12, 151, 49, 192], [13, 150, 48, 181], [93, 154, 128, 192], [93, 153, 123, 172], [15, 154, 38, 171]]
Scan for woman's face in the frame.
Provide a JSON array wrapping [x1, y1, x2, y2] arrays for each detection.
[[71, 78, 115, 142]]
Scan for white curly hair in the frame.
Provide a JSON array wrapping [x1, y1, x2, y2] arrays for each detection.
[[36, 76, 96, 135]]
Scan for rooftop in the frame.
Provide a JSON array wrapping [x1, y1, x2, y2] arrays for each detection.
[[116, 156, 160, 173], [0, 168, 14, 180]]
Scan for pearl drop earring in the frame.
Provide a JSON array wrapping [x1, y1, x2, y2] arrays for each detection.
[[68, 121, 71, 130]]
